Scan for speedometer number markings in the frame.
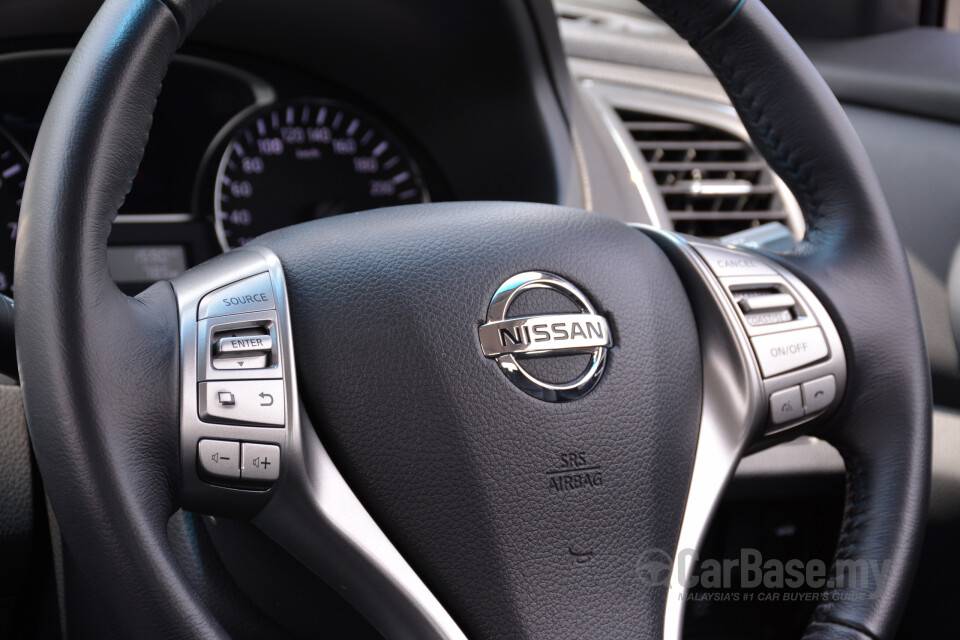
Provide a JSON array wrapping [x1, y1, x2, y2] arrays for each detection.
[[214, 98, 428, 250]]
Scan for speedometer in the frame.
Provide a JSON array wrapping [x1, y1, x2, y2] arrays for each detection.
[[0, 127, 27, 294], [214, 98, 429, 249]]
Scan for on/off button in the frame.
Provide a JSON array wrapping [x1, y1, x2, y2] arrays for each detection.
[[751, 327, 829, 378]]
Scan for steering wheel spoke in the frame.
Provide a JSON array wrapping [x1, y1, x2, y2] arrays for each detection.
[[171, 246, 467, 639], [642, 227, 849, 639], [647, 228, 848, 442]]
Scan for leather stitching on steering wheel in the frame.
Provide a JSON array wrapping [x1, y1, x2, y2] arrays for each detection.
[[697, 33, 824, 232]]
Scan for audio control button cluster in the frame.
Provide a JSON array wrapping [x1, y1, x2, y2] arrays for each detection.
[[175, 249, 293, 507], [197, 438, 280, 485]]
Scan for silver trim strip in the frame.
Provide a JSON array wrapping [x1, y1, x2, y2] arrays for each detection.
[[578, 79, 668, 228]]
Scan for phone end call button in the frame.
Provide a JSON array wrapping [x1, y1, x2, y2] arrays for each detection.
[[802, 375, 836, 414]]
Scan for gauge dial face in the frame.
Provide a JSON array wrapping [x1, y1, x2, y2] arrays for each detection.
[[0, 129, 27, 294], [214, 98, 429, 249]]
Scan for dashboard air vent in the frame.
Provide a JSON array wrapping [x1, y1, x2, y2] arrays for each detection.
[[617, 109, 791, 238]]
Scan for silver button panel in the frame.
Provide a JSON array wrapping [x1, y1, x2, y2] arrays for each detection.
[[687, 239, 846, 435], [174, 248, 292, 501], [172, 247, 468, 639]]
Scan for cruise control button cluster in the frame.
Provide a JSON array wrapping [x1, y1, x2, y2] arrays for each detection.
[[688, 242, 845, 434], [199, 379, 284, 426], [199, 272, 276, 319], [198, 439, 280, 484], [751, 327, 829, 378]]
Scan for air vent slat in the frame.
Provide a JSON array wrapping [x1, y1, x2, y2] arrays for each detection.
[[616, 108, 787, 238], [668, 211, 788, 221], [658, 184, 778, 196], [635, 140, 746, 151], [647, 161, 767, 172], [625, 121, 700, 133]]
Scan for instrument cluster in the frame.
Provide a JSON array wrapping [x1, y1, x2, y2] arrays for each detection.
[[0, 50, 441, 294]]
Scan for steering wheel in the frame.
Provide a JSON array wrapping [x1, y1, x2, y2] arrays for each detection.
[[14, 0, 930, 638]]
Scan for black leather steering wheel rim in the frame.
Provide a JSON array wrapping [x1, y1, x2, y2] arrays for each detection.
[[14, 0, 930, 639]]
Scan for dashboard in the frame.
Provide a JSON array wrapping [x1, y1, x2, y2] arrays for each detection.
[[0, 50, 450, 295], [2, 1, 959, 638]]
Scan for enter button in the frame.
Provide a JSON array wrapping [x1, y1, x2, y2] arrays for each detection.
[[751, 327, 829, 377]]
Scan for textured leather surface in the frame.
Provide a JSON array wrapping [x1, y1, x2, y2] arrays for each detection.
[[160, 0, 218, 40], [639, 1, 931, 638], [14, 0, 225, 638], [255, 202, 703, 639], [195, 514, 384, 639], [0, 296, 15, 379], [641, 0, 742, 43], [0, 385, 32, 599]]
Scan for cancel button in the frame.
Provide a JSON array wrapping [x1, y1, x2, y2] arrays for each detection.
[[751, 327, 829, 378]]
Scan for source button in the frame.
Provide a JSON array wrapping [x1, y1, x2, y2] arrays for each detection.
[[199, 272, 275, 319]]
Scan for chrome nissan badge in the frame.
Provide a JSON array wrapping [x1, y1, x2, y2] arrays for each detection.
[[478, 271, 612, 402]]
